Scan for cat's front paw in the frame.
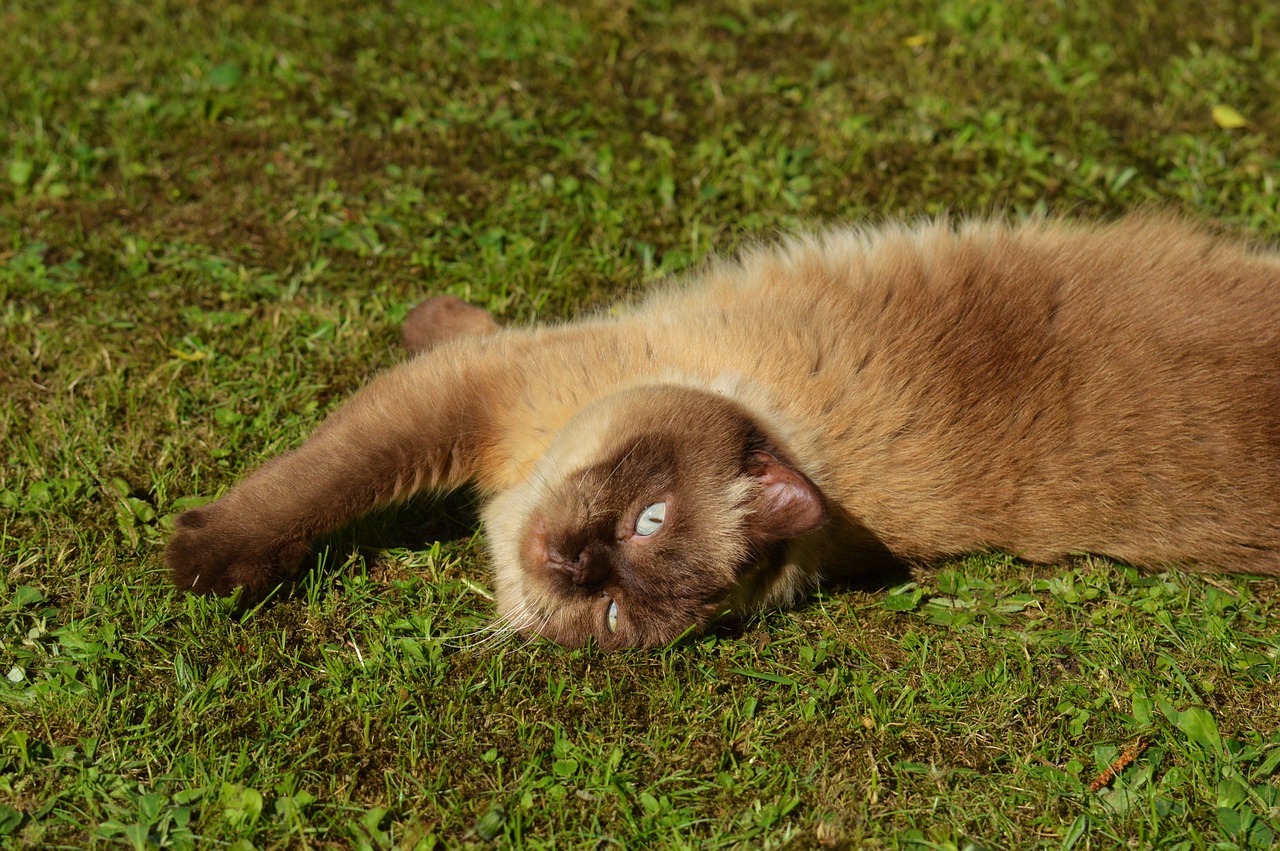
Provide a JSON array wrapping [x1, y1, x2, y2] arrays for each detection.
[[402, 295, 498, 353], [165, 503, 309, 603]]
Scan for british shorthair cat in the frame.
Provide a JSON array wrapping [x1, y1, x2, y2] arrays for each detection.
[[166, 216, 1280, 648]]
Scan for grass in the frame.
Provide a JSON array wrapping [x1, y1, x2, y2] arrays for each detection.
[[2, 0, 1279, 847]]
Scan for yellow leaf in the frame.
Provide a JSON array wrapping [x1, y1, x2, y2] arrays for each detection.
[[902, 34, 928, 48], [1211, 104, 1248, 129]]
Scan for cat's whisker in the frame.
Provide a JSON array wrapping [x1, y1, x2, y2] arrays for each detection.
[[481, 596, 545, 647], [462, 625, 512, 653], [450, 598, 524, 640], [486, 604, 529, 639], [523, 460, 561, 503], [443, 621, 502, 644], [462, 598, 540, 653], [588, 437, 641, 509], [441, 599, 531, 650], [517, 608, 555, 650], [515, 602, 549, 640], [447, 623, 514, 653], [500, 452, 564, 534]]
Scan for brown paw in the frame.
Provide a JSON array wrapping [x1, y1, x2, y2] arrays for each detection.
[[402, 295, 499, 354], [165, 504, 310, 603]]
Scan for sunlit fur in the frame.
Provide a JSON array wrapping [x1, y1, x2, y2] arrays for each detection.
[[167, 215, 1280, 649]]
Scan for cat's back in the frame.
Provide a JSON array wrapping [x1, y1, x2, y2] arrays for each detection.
[[716, 215, 1279, 341], [647, 216, 1279, 411]]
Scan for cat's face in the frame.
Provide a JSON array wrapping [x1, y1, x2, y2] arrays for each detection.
[[483, 386, 827, 649]]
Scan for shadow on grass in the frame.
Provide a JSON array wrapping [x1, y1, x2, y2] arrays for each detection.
[[218, 488, 487, 615], [232, 490, 915, 653]]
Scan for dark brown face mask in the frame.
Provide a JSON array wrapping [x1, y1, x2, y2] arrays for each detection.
[[497, 387, 829, 649]]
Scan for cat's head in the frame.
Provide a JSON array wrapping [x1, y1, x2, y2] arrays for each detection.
[[483, 385, 828, 649]]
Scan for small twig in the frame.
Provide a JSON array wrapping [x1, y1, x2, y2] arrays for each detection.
[[1197, 574, 1239, 596], [1088, 737, 1148, 792], [460, 577, 494, 601]]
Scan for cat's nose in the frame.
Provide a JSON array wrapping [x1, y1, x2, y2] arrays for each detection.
[[528, 519, 612, 588], [546, 542, 610, 588], [546, 546, 586, 581]]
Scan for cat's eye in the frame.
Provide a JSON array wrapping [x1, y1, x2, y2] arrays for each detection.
[[605, 600, 619, 633], [634, 501, 666, 536]]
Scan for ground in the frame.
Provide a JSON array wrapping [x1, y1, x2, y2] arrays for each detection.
[[2, 0, 1278, 847]]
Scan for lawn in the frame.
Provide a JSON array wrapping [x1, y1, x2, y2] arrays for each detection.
[[2, 0, 1278, 847]]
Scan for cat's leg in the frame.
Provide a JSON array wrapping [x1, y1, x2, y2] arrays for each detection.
[[165, 348, 511, 602], [402, 295, 498, 354]]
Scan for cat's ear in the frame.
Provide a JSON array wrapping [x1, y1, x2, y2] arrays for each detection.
[[742, 450, 827, 545]]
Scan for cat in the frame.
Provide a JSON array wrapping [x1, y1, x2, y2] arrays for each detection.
[[165, 215, 1280, 649]]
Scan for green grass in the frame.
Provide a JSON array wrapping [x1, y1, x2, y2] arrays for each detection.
[[3, 0, 1279, 847]]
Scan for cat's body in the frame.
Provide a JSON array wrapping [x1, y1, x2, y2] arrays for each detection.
[[166, 216, 1280, 648]]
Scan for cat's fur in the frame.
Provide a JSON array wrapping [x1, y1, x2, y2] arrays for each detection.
[[166, 215, 1280, 648]]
